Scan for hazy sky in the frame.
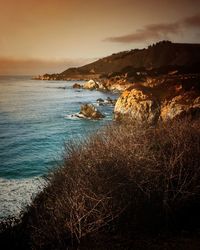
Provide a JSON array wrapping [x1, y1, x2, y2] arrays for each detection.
[[0, 0, 200, 74]]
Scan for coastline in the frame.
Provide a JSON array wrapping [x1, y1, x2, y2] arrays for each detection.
[[0, 77, 119, 220], [1, 41, 200, 249]]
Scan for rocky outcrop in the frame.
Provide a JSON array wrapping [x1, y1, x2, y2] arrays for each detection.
[[83, 80, 99, 90], [160, 94, 200, 121], [101, 76, 134, 92], [82, 78, 132, 92], [114, 74, 200, 123], [114, 88, 160, 124], [32, 75, 52, 80], [78, 104, 105, 119]]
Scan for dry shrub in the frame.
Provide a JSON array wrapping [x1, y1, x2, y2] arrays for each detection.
[[2, 118, 200, 249]]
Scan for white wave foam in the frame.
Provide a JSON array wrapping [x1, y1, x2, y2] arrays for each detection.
[[0, 177, 45, 219], [64, 113, 80, 120], [64, 113, 102, 121]]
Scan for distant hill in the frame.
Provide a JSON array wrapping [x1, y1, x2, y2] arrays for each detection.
[[36, 41, 200, 80]]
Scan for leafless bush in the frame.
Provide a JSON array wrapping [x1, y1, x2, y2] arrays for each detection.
[[1, 118, 200, 249]]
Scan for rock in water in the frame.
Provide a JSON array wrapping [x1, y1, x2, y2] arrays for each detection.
[[96, 97, 117, 106], [96, 98, 104, 103], [105, 97, 117, 105], [73, 83, 82, 88], [79, 104, 105, 119], [83, 80, 99, 90]]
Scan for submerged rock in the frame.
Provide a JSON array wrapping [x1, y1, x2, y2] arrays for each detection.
[[96, 97, 117, 106], [57, 86, 66, 90], [96, 98, 105, 106], [78, 104, 105, 119], [105, 97, 117, 105], [96, 98, 104, 103], [73, 83, 82, 89]]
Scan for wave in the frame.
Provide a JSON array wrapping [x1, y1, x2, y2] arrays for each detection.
[[64, 113, 102, 121], [64, 113, 81, 120], [0, 177, 45, 220]]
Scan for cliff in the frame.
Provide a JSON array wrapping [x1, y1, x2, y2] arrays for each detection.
[[114, 74, 200, 123]]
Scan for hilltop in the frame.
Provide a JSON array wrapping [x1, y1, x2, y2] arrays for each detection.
[[35, 41, 200, 80]]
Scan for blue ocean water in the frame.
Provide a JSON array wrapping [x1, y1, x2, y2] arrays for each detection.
[[0, 76, 118, 218]]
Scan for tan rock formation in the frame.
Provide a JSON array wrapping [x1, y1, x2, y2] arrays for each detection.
[[114, 75, 200, 123], [83, 80, 99, 90], [114, 88, 160, 124], [160, 93, 200, 121]]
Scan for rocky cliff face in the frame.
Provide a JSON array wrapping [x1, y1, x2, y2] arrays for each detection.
[[82, 78, 132, 92], [114, 74, 200, 123], [160, 93, 200, 121], [114, 88, 160, 124]]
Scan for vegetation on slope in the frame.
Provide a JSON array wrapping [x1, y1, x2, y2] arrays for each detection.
[[39, 41, 200, 80], [1, 118, 200, 249]]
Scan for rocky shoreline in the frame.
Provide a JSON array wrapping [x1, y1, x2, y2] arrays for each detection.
[[34, 73, 200, 123], [114, 73, 200, 123], [70, 73, 200, 122], [2, 41, 200, 250], [33, 41, 200, 122]]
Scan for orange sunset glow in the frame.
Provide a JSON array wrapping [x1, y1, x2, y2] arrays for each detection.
[[0, 0, 200, 74], [1, 1, 200, 248]]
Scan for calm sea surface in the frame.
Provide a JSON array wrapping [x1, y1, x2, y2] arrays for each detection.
[[0, 76, 118, 218]]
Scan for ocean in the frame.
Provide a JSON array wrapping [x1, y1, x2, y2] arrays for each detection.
[[0, 76, 118, 219]]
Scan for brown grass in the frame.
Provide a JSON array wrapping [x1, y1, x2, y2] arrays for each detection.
[[1, 118, 200, 250]]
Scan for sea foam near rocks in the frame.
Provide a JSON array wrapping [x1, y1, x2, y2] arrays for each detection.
[[0, 177, 45, 219]]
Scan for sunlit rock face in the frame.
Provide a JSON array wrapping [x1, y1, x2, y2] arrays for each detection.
[[114, 75, 200, 123], [114, 88, 160, 124], [160, 94, 200, 121], [83, 80, 99, 90]]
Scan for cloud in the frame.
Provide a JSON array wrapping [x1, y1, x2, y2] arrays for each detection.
[[105, 13, 200, 43], [0, 58, 93, 75], [183, 13, 200, 28], [105, 22, 180, 43]]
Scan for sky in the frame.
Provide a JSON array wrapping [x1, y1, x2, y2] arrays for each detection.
[[0, 0, 200, 75]]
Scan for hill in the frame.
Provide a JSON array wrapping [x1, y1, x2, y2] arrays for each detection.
[[35, 41, 200, 80]]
